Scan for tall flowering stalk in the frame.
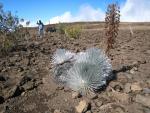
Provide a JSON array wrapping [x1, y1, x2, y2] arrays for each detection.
[[105, 3, 120, 54]]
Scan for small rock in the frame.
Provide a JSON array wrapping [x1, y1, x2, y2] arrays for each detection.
[[133, 67, 138, 71], [143, 88, 150, 94], [86, 110, 92, 113], [1, 68, 7, 72], [130, 69, 135, 74], [19, 74, 32, 86], [22, 103, 37, 112], [125, 73, 133, 79], [56, 86, 64, 90], [91, 101, 96, 108], [17, 67, 24, 72], [64, 87, 71, 92], [124, 83, 131, 93], [21, 92, 26, 96], [54, 109, 61, 113], [75, 100, 90, 113], [135, 94, 150, 107], [4, 86, 22, 99], [110, 91, 130, 103], [96, 101, 103, 107], [116, 73, 128, 83], [87, 92, 98, 100], [109, 81, 120, 88], [131, 83, 142, 92], [132, 61, 139, 66], [115, 107, 125, 113], [109, 81, 123, 92], [72, 91, 81, 99], [21, 81, 35, 91], [114, 84, 123, 92], [21, 79, 42, 91], [140, 59, 146, 64]]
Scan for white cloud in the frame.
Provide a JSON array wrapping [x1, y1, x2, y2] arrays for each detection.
[[49, 12, 72, 24], [49, 5, 105, 24], [120, 0, 150, 22], [20, 20, 37, 27], [25, 0, 150, 27], [48, 1, 150, 24]]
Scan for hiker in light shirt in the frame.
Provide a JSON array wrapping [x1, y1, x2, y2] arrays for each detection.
[[37, 20, 44, 38]]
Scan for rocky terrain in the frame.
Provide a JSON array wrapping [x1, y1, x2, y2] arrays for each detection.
[[0, 22, 150, 113]]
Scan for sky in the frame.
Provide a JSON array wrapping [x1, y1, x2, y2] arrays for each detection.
[[1, 0, 150, 27]]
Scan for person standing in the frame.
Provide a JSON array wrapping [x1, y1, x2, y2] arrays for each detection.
[[37, 20, 44, 38]]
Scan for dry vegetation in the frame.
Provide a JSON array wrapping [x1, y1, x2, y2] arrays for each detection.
[[65, 25, 82, 39], [56, 23, 82, 39], [105, 3, 120, 54]]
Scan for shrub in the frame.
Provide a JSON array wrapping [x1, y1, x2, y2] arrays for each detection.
[[65, 25, 82, 39], [57, 22, 66, 34], [0, 36, 13, 54], [0, 3, 28, 56]]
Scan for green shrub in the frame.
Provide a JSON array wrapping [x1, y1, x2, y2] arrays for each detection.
[[57, 22, 66, 34], [65, 25, 82, 39]]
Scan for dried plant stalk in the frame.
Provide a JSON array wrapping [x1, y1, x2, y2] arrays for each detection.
[[105, 3, 120, 54]]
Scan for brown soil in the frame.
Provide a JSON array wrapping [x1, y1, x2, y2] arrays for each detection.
[[0, 22, 150, 113]]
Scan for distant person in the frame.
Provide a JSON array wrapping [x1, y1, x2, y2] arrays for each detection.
[[37, 20, 44, 38]]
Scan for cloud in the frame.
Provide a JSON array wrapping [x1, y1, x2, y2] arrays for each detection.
[[48, 1, 150, 24], [26, 0, 150, 26], [121, 0, 150, 22], [19, 20, 37, 27], [49, 5, 105, 24]]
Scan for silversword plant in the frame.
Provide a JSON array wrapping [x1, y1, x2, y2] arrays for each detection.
[[52, 48, 112, 94]]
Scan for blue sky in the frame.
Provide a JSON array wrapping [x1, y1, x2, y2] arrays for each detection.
[[1, 0, 125, 21], [1, 0, 150, 26]]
